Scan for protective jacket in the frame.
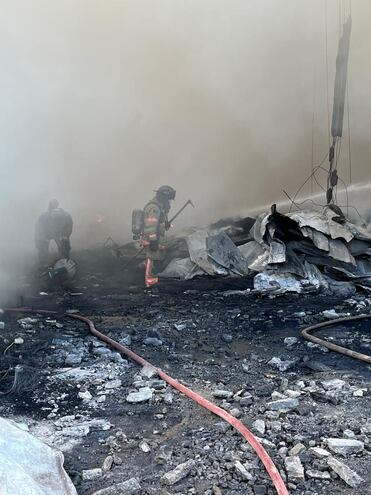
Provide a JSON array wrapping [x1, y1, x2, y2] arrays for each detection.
[[141, 198, 169, 261], [35, 208, 73, 263]]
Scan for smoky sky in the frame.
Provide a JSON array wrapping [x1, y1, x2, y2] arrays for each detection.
[[1, 0, 371, 265]]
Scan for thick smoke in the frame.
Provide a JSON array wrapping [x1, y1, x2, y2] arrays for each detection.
[[1, 0, 371, 284]]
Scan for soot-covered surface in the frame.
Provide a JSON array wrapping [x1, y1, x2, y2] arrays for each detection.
[[0, 248, 370, 495]]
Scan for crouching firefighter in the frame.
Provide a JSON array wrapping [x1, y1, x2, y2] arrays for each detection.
[[132, 186, 176, 288], [35, 199, 73, 267]]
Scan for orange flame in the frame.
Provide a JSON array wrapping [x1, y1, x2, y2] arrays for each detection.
[[95, 213, 105, 224]]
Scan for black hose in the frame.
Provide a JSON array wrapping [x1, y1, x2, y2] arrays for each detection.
[[302, 314, 371, 364]]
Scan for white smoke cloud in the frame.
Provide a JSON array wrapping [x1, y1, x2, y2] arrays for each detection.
[[0, 0, 370, 281]]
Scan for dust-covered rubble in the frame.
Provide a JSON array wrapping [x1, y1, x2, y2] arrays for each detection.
[[1, 284, 370, 494]]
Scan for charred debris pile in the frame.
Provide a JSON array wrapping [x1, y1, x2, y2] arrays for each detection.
[[110, 205, 371, 296]]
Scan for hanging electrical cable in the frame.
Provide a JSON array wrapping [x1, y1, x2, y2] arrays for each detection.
[[288, 152, 329, 213]]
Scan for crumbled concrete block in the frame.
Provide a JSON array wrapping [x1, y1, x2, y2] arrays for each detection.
[[284, 337, 298, 347], [212, 390, 233, 399], [267, 398, 299, 412], [289, 443, 306, 456], [234, 460, 253, 481], [326, 438, 364, 456], [321, 379, 346, 391], [230, 408, 242, 418], [252, 419, 266, 436], [284, 456, 304, 481], [139, 441, 151, 453], [322, 309, 340, 319], [327, 457, 364, 487], [126, 387, 153, 403], [78, 390, 93, 401], [306, 469, 331, 480], [102, 455, 114, 472], [62, 425, 90, 437], [161, 460, 196, 486], [104, 379, 122, 389], [92, 478, 141, 494], [309, 447, 331, 459], [140, 365, 158, 379], [268, 357, 297, 371], [82, 468, 103, 481]]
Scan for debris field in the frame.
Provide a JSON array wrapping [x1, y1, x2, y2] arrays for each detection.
[[1, 255, 370, 495]]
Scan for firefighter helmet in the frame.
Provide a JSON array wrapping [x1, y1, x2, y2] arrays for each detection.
[[155, 185, 176, 201], [48, 199, 59, 210]]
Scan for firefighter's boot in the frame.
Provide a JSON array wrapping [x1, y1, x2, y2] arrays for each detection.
[[145, 258, 159, 287]]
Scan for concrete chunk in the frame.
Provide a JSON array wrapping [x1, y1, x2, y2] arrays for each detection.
[[62, 425, 90, 437], [126, 387, 153, 403], [343, 429, 356, 439], [92, 478, 141, 494], [322, 309, 340, 319], [104, 379, 122, 390], [234, 460, 253, 481], [306, 469, 331, 480], [321, 379, 346, 391], [140, 365, 158, 379], [139, 440, 151, 453], [326, 438, 364, 456], [78, 390, 93, 401], [268, 357, 297, 371], [212, 390, 233, 399], [327, 457, 364, 487], [289, 443, 306, 456], [267, 398, 299, 412], [102, 455, 114, 472], [309, 447, 331, 459], [252, 419, 266, 436], [81, 468, 102, 481], [284, 337, 298, 347], [284, 456, 304, 481], [161, 459, 196, 486]]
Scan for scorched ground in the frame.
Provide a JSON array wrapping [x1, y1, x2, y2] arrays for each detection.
[[0, 250, 370, 495]]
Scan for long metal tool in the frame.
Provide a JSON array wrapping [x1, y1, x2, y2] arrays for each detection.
[[168, 199, 194, 223], [122, 199, 195, 270]]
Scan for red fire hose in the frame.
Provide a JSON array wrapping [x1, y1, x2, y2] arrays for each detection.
[[4, 308, 289, 495]]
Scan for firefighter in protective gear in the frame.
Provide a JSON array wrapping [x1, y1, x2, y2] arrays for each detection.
[[35, 200, 73, 266], [141, 186, 176, 287]]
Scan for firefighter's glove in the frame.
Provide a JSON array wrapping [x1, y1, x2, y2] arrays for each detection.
[[165, 221, 171, 231], [149, 240, 159, 251]]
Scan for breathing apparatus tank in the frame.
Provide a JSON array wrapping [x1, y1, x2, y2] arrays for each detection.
[[132, 209, 144, 240]]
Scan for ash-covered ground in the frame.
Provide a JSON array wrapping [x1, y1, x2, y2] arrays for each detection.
[[1, 248, 370, 495]]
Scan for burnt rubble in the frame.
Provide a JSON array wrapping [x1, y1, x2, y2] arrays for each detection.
[[0, 260, 370, 494], [110, 205, 371, 299], [248, 206, 371, 295]]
